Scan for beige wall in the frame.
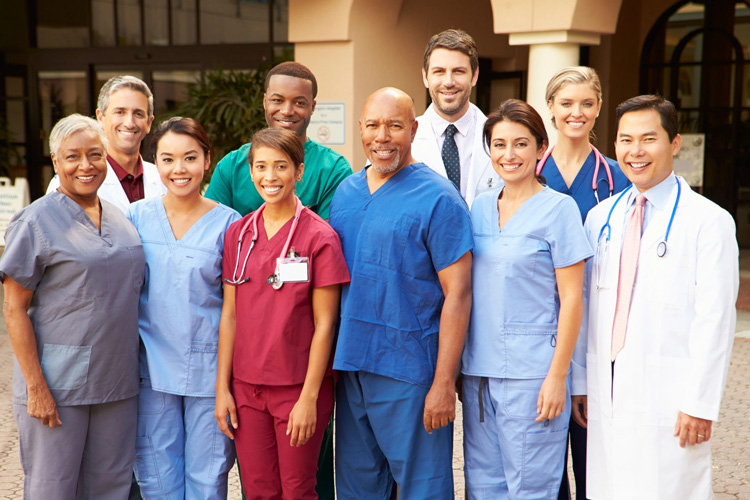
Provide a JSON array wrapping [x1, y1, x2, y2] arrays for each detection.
[[291, 0, 527, 169]]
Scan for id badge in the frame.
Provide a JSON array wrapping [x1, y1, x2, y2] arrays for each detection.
[[277, 256, 309, 283]]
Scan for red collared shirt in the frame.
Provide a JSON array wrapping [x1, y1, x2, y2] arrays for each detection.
[[108, 155, 145, 203]]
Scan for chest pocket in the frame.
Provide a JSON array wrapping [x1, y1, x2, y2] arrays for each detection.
[[495, 234, 543, 279], [359, 215, 418, 273]]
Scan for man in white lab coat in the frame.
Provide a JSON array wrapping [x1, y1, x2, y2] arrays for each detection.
[[411, 29, 497, 207], [577, 95, 738, 499], [47, 75, 165, 212]]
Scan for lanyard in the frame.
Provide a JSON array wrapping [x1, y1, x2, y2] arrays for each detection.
[[537, 144, 614, 203], [225, 197, 303, 286]]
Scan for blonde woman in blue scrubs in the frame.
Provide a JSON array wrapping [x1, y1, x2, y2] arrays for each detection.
[[461, 100, 592, 499], [128, 117, 240, 499]]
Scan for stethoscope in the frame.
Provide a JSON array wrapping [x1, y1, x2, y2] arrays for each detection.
[[596, 176, 681, 273], [224, 196, 303, 289], [537, 144, 614, 204]]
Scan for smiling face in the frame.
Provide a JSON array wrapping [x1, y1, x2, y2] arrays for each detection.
[[250, 146, 304, 207], [615, 109, 681, 192], [359, 90, 418, 176], [422, 48, 478, 121], [263, 75, 316, 142], [54, 129, 108, 204], [154, 131, 210, 199], [96, 88, 153, 157], [548, 82, 602, 141], [488, 120, 545, 187]]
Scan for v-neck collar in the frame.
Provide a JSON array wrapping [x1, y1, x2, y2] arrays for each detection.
[[157, 198, 221, 247], [54, 191, 111, 244], [547, 150, 596, 194], [494, 185, 546, 236]]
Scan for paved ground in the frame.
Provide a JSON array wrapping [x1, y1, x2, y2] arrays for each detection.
[[1, 262, 749, 498]]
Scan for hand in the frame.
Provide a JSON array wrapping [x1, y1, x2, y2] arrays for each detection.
[[570, 395, 587, 428], [423, 380, 456, 434], [214, 388, 238, 440], [287, 397, 317, 447], [536, 374, 566, 422], [674, 411, 712, 448], [27, 385, 61, 428]]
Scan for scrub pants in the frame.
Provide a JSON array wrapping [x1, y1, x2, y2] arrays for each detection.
[[462, 376, 569, 500], [335, 370, 454, 500], [134, 379, 235, 499], [232, 377, 335, 500], [14, 396, 137, 500]]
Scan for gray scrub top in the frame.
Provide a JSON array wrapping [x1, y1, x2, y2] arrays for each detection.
[[0, 191, 145, 406]]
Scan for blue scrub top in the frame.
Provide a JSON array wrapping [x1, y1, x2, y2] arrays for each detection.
[[329, 163, 474, 388], [462, 187, 593, 379], [127, 198, 240, 396], [541, 150, 630, 221]]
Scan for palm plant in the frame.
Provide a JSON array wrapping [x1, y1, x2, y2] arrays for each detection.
[[164, 67, 269, 180]]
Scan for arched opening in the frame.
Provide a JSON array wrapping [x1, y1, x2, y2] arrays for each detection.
[[640, 0, 750, 235]]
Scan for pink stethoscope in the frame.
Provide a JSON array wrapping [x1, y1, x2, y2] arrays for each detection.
[[224, 196, 303, 289], [536, 144, 614, 204]]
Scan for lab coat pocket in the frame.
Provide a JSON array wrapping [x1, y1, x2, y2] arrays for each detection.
[[187, 341, 219, 395], [40, 344, 91, 390], [645, 355, 687, 426]]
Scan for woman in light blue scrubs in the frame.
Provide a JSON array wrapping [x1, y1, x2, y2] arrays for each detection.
[[461, 100, 593, 499], [128, 117, 240, 499]]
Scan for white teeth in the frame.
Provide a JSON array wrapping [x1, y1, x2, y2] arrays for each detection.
[[568, 121, 584, 128], [502, 164, 521, 171], [630, 162, 649, 168], [77, 175, 95, 181], [373, 150, 394, 157], [263, 186, 282, 194], [172, 178, 190, 185]]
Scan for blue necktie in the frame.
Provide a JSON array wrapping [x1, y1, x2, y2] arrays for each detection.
[[442, 124, 460, 189]]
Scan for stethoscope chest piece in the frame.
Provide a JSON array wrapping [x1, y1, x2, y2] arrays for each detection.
[[657, 241, 667, 258], [267, 274, 283, 289]]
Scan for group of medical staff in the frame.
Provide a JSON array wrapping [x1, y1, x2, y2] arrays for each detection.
[[1, 51, 738, 499]]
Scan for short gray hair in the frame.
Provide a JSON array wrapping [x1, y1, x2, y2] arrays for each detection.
[[49, 114, 107, 158], [97, 75, 154, 119]]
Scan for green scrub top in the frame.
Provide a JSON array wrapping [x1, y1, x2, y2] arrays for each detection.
[[205, 139, 352, 219]]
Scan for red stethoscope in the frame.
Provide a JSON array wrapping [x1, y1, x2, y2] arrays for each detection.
[[224, 196, 303, 289], [536, 144, 614, 204]]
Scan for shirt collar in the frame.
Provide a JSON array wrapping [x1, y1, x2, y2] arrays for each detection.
[[429, 104, 475, 138], [107, 154, 143, 181], [627, 172, 676, 212]]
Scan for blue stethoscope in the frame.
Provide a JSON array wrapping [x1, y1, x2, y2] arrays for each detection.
[[597, 176, 681, 261], [537, 145, 614, 204]]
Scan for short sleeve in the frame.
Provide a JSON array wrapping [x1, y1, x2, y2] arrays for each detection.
[[316, 156, 352, 220], [222, 217, 244, 283], [427, 193, 474, 272], [310, 225, 350, 289], [547, 196, 594, 268], [0, 219, 48, 290], [205, 150, 238, 207]]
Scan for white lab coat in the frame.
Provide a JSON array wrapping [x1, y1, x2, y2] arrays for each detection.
[[412, 103, 498, 207], [578, 176, 738, 500], [47, 157, 165, 214]]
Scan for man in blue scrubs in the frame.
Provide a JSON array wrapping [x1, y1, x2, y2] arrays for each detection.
[[329, 87, 473, 500]]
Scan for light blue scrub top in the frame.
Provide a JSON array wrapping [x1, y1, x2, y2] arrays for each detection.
[[329, 163, 474, 388], [542, 151, 630, 221], [127, 198, 240, 396], [462, 187, 593, 379]]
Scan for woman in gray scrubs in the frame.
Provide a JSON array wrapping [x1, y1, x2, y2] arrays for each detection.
[[0, 114, 145, 499]]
